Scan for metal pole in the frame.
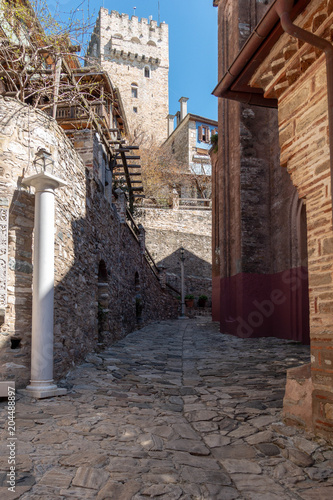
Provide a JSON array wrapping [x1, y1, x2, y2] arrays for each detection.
[[180, 247, 185, 317]]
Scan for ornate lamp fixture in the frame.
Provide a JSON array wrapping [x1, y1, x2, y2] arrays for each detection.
[[33, 148, 54, 175]]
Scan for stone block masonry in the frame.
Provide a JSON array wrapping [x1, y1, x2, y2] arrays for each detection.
[[135, 207, 212, 304], [0, 97, 178, 388]]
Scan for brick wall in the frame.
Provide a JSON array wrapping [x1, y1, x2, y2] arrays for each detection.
[[278, 57, 333, 436], [244, 0, 333, 440], [0, 98, 177, 388], [213, 0, 305, 340]]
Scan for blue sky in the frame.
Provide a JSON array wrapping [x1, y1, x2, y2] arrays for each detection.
[[49, 0, 218, 121]]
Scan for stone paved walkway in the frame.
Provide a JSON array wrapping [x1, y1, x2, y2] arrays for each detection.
[[1, 318, 333, 499]]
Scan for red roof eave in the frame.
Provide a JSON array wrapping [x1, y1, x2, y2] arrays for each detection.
[[212, 0, 311, 108]]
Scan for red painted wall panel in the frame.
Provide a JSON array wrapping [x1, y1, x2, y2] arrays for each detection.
[[218, 268, 310, 344]]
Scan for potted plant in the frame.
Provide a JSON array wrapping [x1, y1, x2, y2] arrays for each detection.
[[198, 295, 208, 308], [185, 294, 195, 308]]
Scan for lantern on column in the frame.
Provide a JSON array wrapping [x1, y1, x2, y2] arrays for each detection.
[[33, 148, 55, 175]]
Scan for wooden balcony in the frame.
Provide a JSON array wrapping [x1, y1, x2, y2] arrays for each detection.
[[42, 101, 110, 130]]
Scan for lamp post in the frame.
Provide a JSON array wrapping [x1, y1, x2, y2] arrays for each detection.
[[179, 246, 186, 318], [22, 148, 67, 398]]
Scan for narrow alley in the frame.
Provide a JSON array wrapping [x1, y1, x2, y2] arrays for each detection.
[[1, 318, 333, 500]]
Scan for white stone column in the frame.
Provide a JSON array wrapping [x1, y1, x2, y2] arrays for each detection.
[[179, 247, 188, 320], [180, 256, 186, 317], [23, 172, 67, 398], [172, 189, 180, 210]]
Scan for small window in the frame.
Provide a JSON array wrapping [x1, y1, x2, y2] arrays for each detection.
[[131, 84, 138, 98], [98, 260, 108, 282], [144, 66, 150, 78], [133, 107, 138, 113], [172, 141, 175, 154], [198, 125, 210, 143]]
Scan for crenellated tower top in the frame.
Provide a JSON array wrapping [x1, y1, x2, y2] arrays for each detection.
[[88, 8, 169, 69], [87, 8, 169, 144]]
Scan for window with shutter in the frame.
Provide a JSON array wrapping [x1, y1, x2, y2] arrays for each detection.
[[198, 126, 203, 141]]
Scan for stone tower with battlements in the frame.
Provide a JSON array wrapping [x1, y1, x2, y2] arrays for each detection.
[[87, 8, 169, 145]]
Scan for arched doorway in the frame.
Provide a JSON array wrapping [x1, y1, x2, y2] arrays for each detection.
[[289, 197, 310, 343]]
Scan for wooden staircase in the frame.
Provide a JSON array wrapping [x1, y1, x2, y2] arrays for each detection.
[[110, 138, 145, 211]]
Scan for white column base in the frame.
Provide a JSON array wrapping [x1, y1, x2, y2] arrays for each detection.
[[22, 381, 67, 399]]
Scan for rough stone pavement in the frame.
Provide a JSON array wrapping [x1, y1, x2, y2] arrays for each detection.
[[0, 317, 333, 500]]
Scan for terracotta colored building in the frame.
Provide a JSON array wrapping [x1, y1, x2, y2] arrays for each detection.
[[213, 0, 333, 441], [212, 0, 310, 343]]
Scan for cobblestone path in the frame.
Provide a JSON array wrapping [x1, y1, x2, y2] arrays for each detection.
[[1, 318, 333, 499]]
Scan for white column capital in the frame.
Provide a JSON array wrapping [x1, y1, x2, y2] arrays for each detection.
[[22, 172, 67, 191]]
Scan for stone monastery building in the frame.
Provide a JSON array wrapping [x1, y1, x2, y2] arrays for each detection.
[[135, 97, 215, 305], [87, 8, 169, 145], [0, 2, 217, 395], [87, 7, 215, 306], [0, 3, 179, 396]]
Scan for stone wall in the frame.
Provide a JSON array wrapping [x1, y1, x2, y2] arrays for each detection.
[[0, 97, 178, 388], [87, 8, 169, 145], [164, 116, 189, 168], [135, 207, 212, 304]]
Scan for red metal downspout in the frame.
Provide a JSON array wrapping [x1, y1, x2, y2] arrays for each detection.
[[275, 0, 333, 225]]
